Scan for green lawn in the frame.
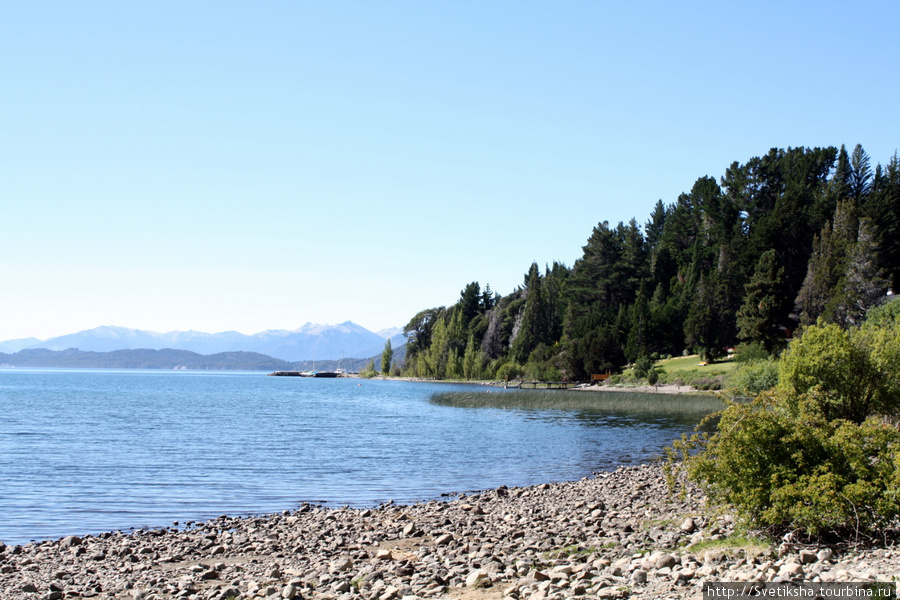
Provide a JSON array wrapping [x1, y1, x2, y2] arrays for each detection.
[[656, 354, 737, 374]]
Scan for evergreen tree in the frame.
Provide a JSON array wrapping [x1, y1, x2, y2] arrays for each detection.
[[795, 201, 858, 325], [849, 143, 873, 203], [684, 272, 731, 361], [458, 282, 481, 327], [828, 144, 852, 204], [543, 262, 568, 342], [480, 283, 495, 311], [648, 282, 682, 355], [834, 219, 890, 326], [398, 145, 893, 383], [794, 229, 836, 326], [736, 249, 785, 353], [625, 285, 651, 362], [645, 199, 667, 251], [863, 153, 900, 289], [511, 263, 547, 363]]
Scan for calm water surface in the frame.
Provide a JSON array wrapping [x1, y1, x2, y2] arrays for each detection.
[[0, 369, 715, 545]]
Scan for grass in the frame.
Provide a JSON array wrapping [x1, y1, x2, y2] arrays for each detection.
[[543, 544, 588, 559], [687, 533, 771, 557], [429, 389, 726, 416], [610, 355, 737, 390], [640, 518, 676, 531], [656, 355, 737, 375]]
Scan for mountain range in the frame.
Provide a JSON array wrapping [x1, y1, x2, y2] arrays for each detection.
[[0, 322, 405, 362]]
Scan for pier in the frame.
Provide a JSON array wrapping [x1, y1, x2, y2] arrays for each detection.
[[507, 381, 573, 390]]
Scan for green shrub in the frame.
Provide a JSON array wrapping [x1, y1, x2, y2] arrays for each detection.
[[727, 358, 779, 396], [634, 356, 652, 378], [733, 341, 770, 363], [360, 359, 378, 378], [496, 361, 523, 382], [671, 391, 900, 537], [670, 316, 900, 539], [779, 319, 900, 423], [691, 376, 724, 390], [658, 368, 726, 390]]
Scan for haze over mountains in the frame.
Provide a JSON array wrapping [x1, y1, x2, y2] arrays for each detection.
[[0, 322, 405, 362]]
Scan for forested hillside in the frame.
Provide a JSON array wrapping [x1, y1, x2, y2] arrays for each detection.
[[402, 145, 899, 381]]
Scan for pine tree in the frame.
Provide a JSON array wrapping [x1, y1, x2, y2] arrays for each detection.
[[510, 263, 547, 363], [834, 219, 890, 326], [458, 282, 481, 327], [794, 201, 858, 325], [645, 199, 667, 251], [829, 144, 852, 203], [684, 272, 731, 361], [625, 285, 651, 362], [736, 249, 785, 353], [850, 144, 873, 203], [863, 153, 900, 289]]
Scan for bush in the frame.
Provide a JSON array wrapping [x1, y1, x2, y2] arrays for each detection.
[[779, 320, 900, 423], [360, 359, 378, 378], [670, 316, 900, 539], [657, 368, 726, 390], [634, 355, 652, 378], [496, 361, 523, 382], [670, 391, 900, 537], [727, 358, 779, 396], [691, 376, 724, 391], [733, 341, 771, 363]]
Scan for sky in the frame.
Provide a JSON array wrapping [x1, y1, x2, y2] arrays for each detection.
[[2, 1, 898, 341]]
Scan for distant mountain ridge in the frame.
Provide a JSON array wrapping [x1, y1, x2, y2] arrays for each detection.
[[0, 348, 296, 371], [5, 322, 406, 362]]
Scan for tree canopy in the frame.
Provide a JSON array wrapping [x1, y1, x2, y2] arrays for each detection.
[[399, 145, 898, 381]]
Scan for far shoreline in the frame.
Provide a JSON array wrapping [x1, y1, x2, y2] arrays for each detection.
[[373, 375, 708, 396]]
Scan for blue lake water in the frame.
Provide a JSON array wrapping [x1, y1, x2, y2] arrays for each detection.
[[0, 368, 717, 545]]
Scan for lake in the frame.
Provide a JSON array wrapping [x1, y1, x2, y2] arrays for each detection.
[[0, 368, 721, 545]]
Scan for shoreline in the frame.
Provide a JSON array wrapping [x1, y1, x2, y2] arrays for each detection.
[[2, 464, 896, 600], [383, 376, 706, 396]]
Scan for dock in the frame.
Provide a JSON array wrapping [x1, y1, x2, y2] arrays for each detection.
[[507, 381, 573, 390], [268, 371, 343, 378]]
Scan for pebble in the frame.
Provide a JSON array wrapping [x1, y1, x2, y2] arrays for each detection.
[[1, 463, 898, 600]]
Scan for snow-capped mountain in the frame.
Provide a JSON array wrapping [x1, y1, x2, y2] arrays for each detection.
[[15, 322, 401, 362]]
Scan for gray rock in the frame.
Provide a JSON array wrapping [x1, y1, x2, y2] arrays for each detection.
[[465, 569, 490, 588], [332, 556, 354, 572], [799, 550, 817, 564], [655, 553, 678, 569]]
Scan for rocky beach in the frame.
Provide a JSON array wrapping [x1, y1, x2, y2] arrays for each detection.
[[2, 463, 897, 600]]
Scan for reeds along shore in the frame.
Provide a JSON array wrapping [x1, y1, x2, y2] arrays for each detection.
[[1, 464, 898, 600]]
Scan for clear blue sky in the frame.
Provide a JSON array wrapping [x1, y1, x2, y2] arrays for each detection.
[[2, 1, 898, 341]]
